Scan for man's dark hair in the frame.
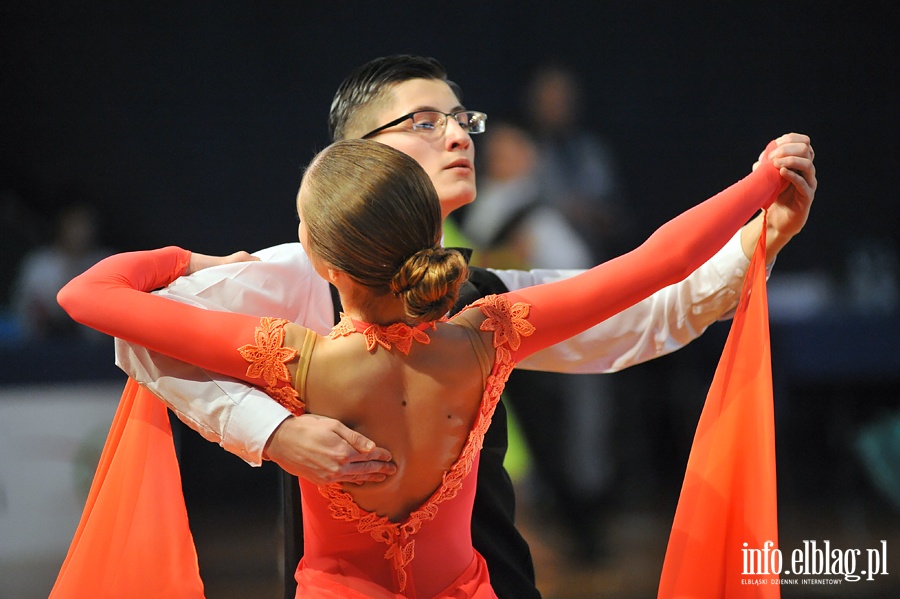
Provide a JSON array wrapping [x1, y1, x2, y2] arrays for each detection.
[[328, 54, 463, 142]]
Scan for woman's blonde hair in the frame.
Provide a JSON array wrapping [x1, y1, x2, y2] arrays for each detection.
[[300, 139, 468, 322]]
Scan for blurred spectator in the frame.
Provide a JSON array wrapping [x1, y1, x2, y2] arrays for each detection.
[[463, 121, 594, 270], [462, 120, 615, 563], [846, 238, 899, 315], [11, 202, 112, 341], [0, 187, 43, 341], [525, 63, 632, 262]]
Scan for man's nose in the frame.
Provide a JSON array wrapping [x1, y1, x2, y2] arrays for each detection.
[[444, 117, 471, 148]]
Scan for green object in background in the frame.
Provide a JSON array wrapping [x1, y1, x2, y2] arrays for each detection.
[[855, 411, 900, 512], [504, 400, 532, 482], [441, 216, 472, 250], [442, 217, 533, 480]]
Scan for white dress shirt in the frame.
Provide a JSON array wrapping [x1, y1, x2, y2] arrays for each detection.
[[116, 234, 755, 465]]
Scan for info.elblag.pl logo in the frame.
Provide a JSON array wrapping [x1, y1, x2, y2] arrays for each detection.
[[741, 540, 889, 586]]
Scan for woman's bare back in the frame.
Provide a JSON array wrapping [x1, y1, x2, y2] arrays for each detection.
[[300, 316, 492, 521]]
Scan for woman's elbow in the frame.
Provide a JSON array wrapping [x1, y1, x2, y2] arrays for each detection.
[[56, 279, 85, 323]]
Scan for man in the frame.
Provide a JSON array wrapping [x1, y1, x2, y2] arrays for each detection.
[[117, 55, 816, 597]]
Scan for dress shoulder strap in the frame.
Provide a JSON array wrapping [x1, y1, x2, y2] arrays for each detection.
[[294, 326, 317, 402], [453, 313, 492, 388]]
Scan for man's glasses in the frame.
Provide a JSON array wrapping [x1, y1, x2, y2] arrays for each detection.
[[361, 110, 487, 140]]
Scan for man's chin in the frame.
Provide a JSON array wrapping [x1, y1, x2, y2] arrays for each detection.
[[439, 192, 476, 220]]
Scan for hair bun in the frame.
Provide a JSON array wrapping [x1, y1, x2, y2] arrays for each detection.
[[389, 247, 439, 295], [390, 247, 468, 321]]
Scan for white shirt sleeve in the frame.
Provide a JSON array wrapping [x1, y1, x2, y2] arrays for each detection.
[[114, 243, 335, 466], [491, 231, 759, 373]]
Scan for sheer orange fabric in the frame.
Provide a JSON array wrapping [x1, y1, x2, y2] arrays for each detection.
[[658, 215, 780, 598], [49, 378, 204, 598]]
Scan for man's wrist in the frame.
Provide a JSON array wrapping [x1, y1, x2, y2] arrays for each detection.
[[763, 219, 797, 264], [228, 395, 293, 465], [262, 415, 293, 461]]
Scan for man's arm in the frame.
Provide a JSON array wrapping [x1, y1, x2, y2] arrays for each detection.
[[500, 133, 816, 373], [115, 243, 395, 483]]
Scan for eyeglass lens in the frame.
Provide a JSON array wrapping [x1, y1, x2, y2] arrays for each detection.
[[411, 111, 485, 134]]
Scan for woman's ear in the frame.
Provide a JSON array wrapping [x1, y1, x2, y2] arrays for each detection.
[[325, 267, 342, 285]]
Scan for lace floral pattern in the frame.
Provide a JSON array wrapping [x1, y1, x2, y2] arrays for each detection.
[[328, 313, 438, 356], [318, 298, 532, 592], [472, 294, 534, 351], [237, 317, 304, 415]]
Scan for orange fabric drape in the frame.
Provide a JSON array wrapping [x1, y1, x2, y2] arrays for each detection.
[[50, 378, 204, 598], [658, 214, 780, 598]]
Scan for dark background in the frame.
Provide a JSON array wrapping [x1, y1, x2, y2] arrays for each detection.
[[2, 2, 897, 274], [2, 2, 899, 596]]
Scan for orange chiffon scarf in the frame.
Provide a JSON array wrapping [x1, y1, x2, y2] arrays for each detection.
[[49, 378, 204, 598], [658, 214, 779, 597]]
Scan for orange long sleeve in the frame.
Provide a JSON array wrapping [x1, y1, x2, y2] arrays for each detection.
[[57, 246, 285, 391], [59, 149, 785, 385], [504, 148, 786, 363]]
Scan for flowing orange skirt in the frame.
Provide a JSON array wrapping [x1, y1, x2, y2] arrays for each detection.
[[49, 378, 204, 598]]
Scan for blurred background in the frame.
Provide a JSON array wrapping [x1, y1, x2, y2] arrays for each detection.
[[1, 2, 898, 597]]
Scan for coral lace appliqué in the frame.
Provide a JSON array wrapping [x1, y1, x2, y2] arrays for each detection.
[[328, 313, 437, 355], [472, 294, 534, 365], [237, 317, 304, 415], [318, 299, 533, 592]]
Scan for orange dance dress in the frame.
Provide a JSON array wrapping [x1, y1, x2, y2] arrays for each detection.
[[52, 149, 785, 597]]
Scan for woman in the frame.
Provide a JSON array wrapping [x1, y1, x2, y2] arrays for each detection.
[[57, 138, 787, 597]]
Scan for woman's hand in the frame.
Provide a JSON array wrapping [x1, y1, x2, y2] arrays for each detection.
[[186, 250, 259, 275]]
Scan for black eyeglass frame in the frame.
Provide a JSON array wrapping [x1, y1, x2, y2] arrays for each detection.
[[361, 110, 487, 139]]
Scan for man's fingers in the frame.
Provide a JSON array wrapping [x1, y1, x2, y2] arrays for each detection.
[[775, 132, 811, 147], [332, 421, 396, 474], [332, 459, 397, 484], [224, 250, 259, 264], [336, 424, 394, 462], [336, 424, 378, 453], [777, 166, 808, 193], [267, 414, 397, 484], [774, 155, 816, 190], [349, 446, 393, 464], [354, 459, 397, 476]]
